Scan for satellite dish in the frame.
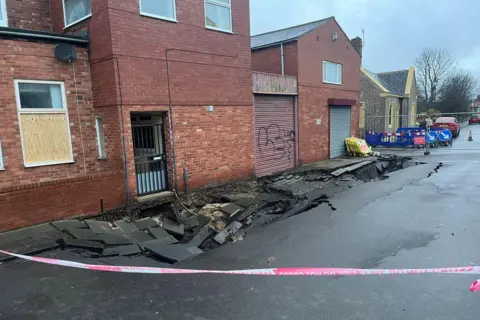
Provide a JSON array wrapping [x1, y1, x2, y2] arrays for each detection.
[[54, 44, 77, 63]]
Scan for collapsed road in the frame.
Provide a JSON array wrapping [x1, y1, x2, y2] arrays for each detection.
[[0, 154, 422, 266]]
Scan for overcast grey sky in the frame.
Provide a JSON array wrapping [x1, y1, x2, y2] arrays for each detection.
[[250, 0, 480, 80]]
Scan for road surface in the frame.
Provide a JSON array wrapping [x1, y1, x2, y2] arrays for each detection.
[[1, 125, 480, 320]]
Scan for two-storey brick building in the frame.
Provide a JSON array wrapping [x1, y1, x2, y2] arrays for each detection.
[[251, 17, 362, 175], [0, 0, 254, 231]]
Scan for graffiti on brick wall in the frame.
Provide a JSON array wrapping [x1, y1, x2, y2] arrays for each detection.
[[257, 124, 295, 160]]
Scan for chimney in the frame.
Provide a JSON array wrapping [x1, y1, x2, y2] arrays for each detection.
[[351, 37, 363, 57]]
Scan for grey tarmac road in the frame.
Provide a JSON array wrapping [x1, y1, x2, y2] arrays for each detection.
[[1, 126, 480, 320]]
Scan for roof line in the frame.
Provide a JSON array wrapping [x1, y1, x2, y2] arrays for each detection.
[[377, 69, 409, 75], [404, 66, 415, 96], [251, 16, 334, 37], [361, 68, 390, 93]]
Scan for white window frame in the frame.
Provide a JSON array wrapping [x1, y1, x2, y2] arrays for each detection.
[[139, 0, 177, 22], [0, 0, 8, 27], [14, 80, 74, 168], [0, 137, 4, 170], [323, 61, 343, 85], [63, 0, 92, 29], [205, 0, 232, 33], [95, 117, 106, 159]]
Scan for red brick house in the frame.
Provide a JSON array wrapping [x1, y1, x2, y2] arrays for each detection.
[[0, 0, 254, 231], [251, 17, 362, 175]]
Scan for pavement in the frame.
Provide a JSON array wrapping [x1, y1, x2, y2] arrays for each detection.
[[2, 125, 480, 319]]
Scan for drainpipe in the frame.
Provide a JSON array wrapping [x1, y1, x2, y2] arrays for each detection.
[[280, 43, 285, 75]]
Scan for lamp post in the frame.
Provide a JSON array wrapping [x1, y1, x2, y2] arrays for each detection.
[[425, 77, 439, 156]]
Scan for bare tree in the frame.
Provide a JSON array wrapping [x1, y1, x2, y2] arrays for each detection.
[[438, 70, 478, 114], [415, 48, 457, 108]]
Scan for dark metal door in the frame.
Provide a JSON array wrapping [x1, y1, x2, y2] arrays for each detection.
[[254, 95, 296, 177], [132, 123, 168, 196]]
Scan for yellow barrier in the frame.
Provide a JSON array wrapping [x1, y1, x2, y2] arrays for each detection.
[[345, 137, 372, 157]]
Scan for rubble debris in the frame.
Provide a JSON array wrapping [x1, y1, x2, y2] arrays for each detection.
[[280, 200, 315, 220], [147, 227, 178, 244], [331, 161, 373, 177], [189, 226, 213, 247], [59, 238, 104, 253], [236, 201, 267, 221], [144, 243, 204, 263], [179, 215, 199, 231], [221, 193, 254, 202], [232, 230, 246, 243], [85, 220, 114, 234], [114, 220, 139, 233], [220, 203, 244, 217], [134, 218, 158, 230], [126, 230, 155, 243], [97, 233, 133, 246], [305, 189, 328, 202], [255, 193, 288, 204], [162, 218, 185, 237], [213, 221, 242, 244], [234, 198, 259, 208], [103, 244, 142, 257], [51, 220, 86, 231], [212, 220, 227, 232]]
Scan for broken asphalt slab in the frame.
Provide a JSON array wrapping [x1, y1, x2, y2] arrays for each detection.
[[330, 161, 374, 177], [85, 220, 114, 234], [51, 220, 86, 231], [102, 244, 142, 257], [114, 220, 139, 233], [125, 231, 155, 243], [97, 233, 133, 246], [147, 227, 178, 244], [162, 218, 185, 237], [134, 218, 158, 230], [220, 203, 244, 216], [189, 226, 213, 247], [59, 238, 104, 253], [143, 243, 204, 263], [65, 227, 101, 241], [220, 193, 254, 202], [234, 198, 259, 208]]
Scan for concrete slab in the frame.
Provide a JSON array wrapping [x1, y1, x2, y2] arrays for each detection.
[[143, 243, 203, 263], [234, 198, 259, 208], [28, 230, 67, 243], [98, 256, 171, 267], [189, 226, 213, 247], [134, 218, 158, 230], [236, 201, 267, 221], [97, 234, 133, 245], [162, 218, 185, 236], [60, 239, 104, 253], [65, 228, 101, 241], [221, 194, 254, 202], [213, 221, 242, 244], [293, 157, 373, 173], [115, 220, 139, 233], [254, 193, 288, 204], [220, 203, 244, 216], [331, 161, 374, 177], [179, 216, 199, 230], [51, 220, 86, 231], [102, 244, 141, 257], [136, 191, 174, 203], [85, 220, 114, 234], [126, 231, 155, 243], [147, 227, 178, 244]]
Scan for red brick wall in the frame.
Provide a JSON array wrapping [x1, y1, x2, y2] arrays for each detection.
[[0, 40, 124, 230], [251, 42, 298, 77], [297, 19, 361, 163], [0, 172, 125, 231], [5, 0, 52, 31], [252, 46, 282, 75]]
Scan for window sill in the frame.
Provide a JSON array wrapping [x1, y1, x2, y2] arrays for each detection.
[[323, 81, 342, 86], [140, 12, 177, 23], [206, 25, 233, 34], [0, 167, 4, 171], [64, 14, 92, 30], [98, 156, 107, 161], [24, 160, 75, 168]]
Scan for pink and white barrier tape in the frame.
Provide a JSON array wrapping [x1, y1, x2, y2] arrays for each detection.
[[1, 250, 479, 292]]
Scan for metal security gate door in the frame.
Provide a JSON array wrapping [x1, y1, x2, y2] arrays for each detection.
[[132, 116, 168, 196], [329, 106, 351, 158], [255, 95, 296, 176]]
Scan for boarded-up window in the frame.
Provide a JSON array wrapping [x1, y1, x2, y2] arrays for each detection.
[[15, 80, 73, 167], [95, 117, 106, 159]]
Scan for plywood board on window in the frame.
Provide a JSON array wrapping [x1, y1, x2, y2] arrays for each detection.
[[20, 113, 72, 165]]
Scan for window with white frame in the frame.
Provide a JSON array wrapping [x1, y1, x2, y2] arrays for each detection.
[[95, 117, 106, 159], [140, 0, 176, 21], [323, 61, 342, 85], [0, 0, 8, 27], [205, 0, 232, 32], [0, 137, 4, 170], [63, 0, 91, 28], [15, 80, 73, 167]]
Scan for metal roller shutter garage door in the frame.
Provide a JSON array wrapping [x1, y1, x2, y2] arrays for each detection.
[[254, 95, 296, 177], [329, 106, 351, 158]]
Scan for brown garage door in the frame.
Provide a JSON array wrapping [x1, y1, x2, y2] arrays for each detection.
[[254, 95, 296, 177]]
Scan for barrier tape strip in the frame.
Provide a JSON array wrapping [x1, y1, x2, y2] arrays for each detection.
[[1, 250, 479, 292]]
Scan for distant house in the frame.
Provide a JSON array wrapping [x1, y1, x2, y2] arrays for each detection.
[[472, 96, 480, 113], [360, 67, 418, 133]]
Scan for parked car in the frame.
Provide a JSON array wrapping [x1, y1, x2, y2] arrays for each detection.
[[469, 114, 480, 125], [432, 117, 461, 137]]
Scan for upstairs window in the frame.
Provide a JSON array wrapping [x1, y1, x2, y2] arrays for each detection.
[[140, 0, 176, 21], [205, 0, 232, 33], [0, 137, 4, 170], [323, 61, 342, 85], [15, 80, 74, 168], [0, 0, 7, 27], [63, 0, 91, 28]]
